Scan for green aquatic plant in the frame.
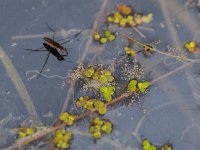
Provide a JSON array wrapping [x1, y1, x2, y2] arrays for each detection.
[[98, 70, 114, 84], [141, 139, 157, 150], [128, 80, 138, 92], [75, 96, 89, 107], [128, 80, 150, 93], [138, 81, 150, 93], [124, 46, 137, 56], [184, 40, 198, 54], [76, 97, 108, 114], [53, 130, 73, 149], [100, 86, 115, 101], [83, 67, 95, 78], [59, 112, 75, 126], [161, 144, 173, 150], [93, 30, 116, 44], [142, 139, 151, 150], [89, 117, 113, 139], [18, 128, 37, 138]]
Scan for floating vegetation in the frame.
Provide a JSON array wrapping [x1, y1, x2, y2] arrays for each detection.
[[17, 127, 37, 138], [124, 46, 137, 56], [128, 80, 150, 93], [141, 139, 173, 150], [100, 86, 115, 101], [76, 96, 108, 115], [184, 40, 198, 54], [6, 1, 194, 149], [59, 112, 75, 126], [161, 144, 173, 150], [53, 130, 73, 149], [141, 139, 157, 150], [107, 4, 153, 27], [89, 117, 112, 139], [93, 30, 117, 44], [77, 65, 117, 93]]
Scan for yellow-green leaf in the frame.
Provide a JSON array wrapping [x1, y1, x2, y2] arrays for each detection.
[[142, 139, 151, 150], [98, 105, 107, 115], [93, 132, 102, 139], [138, 81, 150, 93], [98, 75, 107, 84], [128, 80, 138, 92]]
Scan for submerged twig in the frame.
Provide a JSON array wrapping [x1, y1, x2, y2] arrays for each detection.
[[0, 46, 41, 125], [61, 0, 109, 113]]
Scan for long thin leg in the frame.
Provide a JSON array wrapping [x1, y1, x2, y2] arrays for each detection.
[[25, 49, 48, 52], [46, 23, 55, 40], [37, 52, 51, 78], [59, 29, 85, 45], [24, 46, 45, 51]]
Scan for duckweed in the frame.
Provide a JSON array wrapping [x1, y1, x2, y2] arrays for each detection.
[[124, 46, 137, 56], [18, 128, 36, 138], [59, 112, 75, 126], [89, 117, 113, 139], [53, 130, 73, 149], [184, 41, 198, 54], [100, 86, 115, 101]]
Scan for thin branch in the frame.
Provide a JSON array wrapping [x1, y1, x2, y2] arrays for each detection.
[[5, 57, 200, 150], [61, 0, 109, 113]]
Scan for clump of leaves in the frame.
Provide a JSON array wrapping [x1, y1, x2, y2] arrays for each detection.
[[128, 80, 150, 93], [76, 96, 108, 115], [82, 66, 114, 85], [138, 81, 150, 93], [116, 4, 132, 15], [83, 67, 95, 78], [89, 117, 112, 139], [59, 112, 75, 126], [142, 139, 157, 150], [75, 96, 90, 107], [93, 30, 116, 44], [161, 144, 173, 150], [100, 86, 115, 101], [184, 41, 198, 54], [17, 127, 37, 138], [94, 100, 108, 115], [107, 4, 153, 27], [128, 80, 137, 92], [53, 130, 73, 149], [124, 46, 137, 56], [98, 70, 114, 84], [142, 139, 173, 150]]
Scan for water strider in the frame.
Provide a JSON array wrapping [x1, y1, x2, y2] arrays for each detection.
[[25, 24, 84, 77]]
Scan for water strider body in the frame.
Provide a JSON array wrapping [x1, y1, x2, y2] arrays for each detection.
[[43, 37, 68, 55], [36, 43, 66, 76], [43, 43, 65, 61], [25, 25, 84, 77]]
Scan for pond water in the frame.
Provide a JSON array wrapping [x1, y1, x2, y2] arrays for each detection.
[[0, 0, 200, 149]]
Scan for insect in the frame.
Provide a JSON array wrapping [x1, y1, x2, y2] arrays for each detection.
[[26, 24, 83, 77]]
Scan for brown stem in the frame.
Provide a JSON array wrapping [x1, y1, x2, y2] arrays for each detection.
[[5, 58, 200, 150]]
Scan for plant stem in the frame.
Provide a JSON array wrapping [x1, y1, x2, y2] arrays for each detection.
[[5, 57, 200, 150]]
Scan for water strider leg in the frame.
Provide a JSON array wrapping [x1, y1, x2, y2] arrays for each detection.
[[46, 23, 55, 40], [37, 52, 51, 78], [25, 48, 48, 52]]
